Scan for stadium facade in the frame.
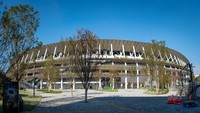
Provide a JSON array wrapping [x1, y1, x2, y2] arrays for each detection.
[[22, 39, 189, 90]]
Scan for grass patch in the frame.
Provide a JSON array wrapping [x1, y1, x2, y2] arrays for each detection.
[[37, 89, 62, 94], [20, 90, 41, 112], [139, 87, 146, 90], [0, 90, 41, 113], [98, 86, 118, 92], [144, 88, 169, 95]]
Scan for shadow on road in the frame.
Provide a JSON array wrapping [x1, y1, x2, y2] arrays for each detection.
[[30, 96, 200, 113]]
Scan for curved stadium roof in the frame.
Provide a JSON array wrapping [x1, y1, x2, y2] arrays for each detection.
[[33, 39, 189, 64]]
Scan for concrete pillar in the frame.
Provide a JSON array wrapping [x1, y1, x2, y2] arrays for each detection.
[[133, 45, 136, 58], [60, 77, 63, 89], [73, 78, 75, 90], [112, 61, 114, 65], [30, 52, 34, 61], [137, 70, 139, 75], [125, 69, 127, 74], [136, 63, 139, 89], [124, 62, 127, 78], [63, 45, 66, 57], [136, 62, 139, 75], [99, 77, 102, 88], [174, 55, 177, 63], [170, 53, 173, 60], [43, 48, 48, 60], [142, 47, 146, 58], [136, 62, 138, 67], [40, 79, 43, 89], [159, 50, 163, 60], [21, 55, 24, 63], [99, 44, 101, 57], [53, 47, 57, 58], [36, 50, 40, 60], [171, 71, 173, 86], [110, 44, 113, 56], [125, 62, 127, 74], [137, 76, 139, 89], [125, 77, 128, 89], [25, 54, 29, 63], [122, 44, 125, 57]]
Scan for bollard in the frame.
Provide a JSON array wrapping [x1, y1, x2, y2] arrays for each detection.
[[175, 96, 179, 103], [167, 96, 171, 104], [167, 95, 173, 104], [189, 95, 192, 101], [179, 96, 183, 103]]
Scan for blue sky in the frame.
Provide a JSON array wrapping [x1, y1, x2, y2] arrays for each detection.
[[3, 0, 200, 74]]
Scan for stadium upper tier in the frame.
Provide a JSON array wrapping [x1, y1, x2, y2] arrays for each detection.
[[23, 39, 189, 66]]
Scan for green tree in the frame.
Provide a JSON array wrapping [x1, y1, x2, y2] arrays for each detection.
[[61, 57, 75, 96], [42, 56, 59, 92], [144, 40, 168, 94], [109, 65, 119, 90], [95, 69, 103, 89], [66, 29, 99, 103], [196, 76, 200, 83], [129, 66, 137, 89], [60, 38, 75, 96], [0, 4, 41, 82]]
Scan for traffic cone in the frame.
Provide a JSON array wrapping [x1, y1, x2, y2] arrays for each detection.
[[170, 96, 174, 104], [175, 96, 179, 103], [172, 95, 176, 104], [189, 95, 192, 101], [179, 96, 183, 103], [167, 96, 171, 104]]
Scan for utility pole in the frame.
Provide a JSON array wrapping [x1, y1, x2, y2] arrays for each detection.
[[33, 63, 35, 97]]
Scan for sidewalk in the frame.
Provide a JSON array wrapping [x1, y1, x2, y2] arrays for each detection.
[[30, 89, 199, 113]]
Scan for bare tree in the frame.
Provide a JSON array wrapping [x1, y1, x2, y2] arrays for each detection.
[[66, 29, 99, 103], [95, 69, 103, 89], [129, 66, 137, 89], [109, 65, 119, 90]]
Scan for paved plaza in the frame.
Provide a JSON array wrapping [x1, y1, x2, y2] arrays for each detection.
[[29, 89, 200, 113]]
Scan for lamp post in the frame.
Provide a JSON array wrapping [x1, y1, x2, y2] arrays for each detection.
[[33, 63, 35, 97], [32, 51, 38, 98]]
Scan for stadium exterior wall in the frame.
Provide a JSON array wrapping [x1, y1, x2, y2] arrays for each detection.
[[22, 39, 189, 90]]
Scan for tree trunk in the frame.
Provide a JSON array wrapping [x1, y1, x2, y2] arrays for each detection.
[[50, 83, 52, 91], [132, 77, 134, 89], [112, 78, 115, 90], [48, 82, 52, 92], [70, 79, 73, 97], [150, 79, 153, 91], [161, 79, 164, 94], [85, 88, 88, 103], [156, 82, 159, 94], [48, 74, 51, 92]]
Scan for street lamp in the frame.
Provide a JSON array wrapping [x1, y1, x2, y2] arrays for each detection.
[[33, 63, 35, 97], [32, 54, 37, 98]]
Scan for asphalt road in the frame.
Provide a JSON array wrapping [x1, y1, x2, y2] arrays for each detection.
[[29, 89, 200, 113]]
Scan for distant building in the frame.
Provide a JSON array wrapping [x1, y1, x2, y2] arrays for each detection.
[[22, 39, 189, 89], [195, 74, 200, 78]]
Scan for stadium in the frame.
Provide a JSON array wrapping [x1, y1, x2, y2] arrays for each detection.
[[22, 39, 189, 90]]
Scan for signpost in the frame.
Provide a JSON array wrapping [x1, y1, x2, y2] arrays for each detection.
[[2, 82, 23, 113]]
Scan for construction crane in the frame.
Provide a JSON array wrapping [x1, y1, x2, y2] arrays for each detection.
[[179, 63, 200, 100]]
